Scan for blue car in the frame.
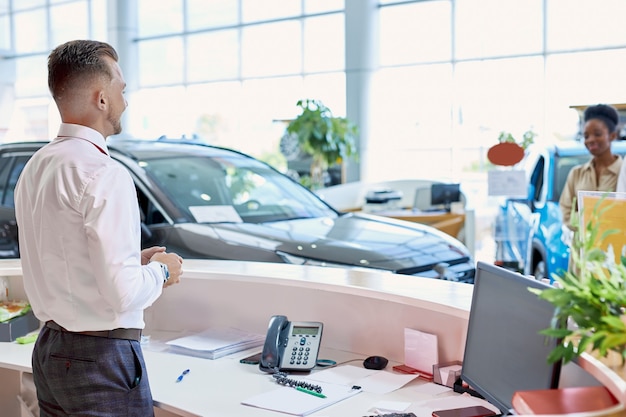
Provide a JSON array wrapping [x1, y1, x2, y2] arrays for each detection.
[[494, 140, 626, 282]]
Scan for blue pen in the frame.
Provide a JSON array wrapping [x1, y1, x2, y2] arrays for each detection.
[[176, 369, 190, 383]]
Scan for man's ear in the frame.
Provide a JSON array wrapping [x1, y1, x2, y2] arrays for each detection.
[[97, 90, 107, 110]]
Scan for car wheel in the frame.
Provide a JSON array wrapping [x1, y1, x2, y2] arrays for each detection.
[[533, 259, 546, 281]]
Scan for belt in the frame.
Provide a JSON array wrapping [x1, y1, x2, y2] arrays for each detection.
[[45, 321, 142, 342]]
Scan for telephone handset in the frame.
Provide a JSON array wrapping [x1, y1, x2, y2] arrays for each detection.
[[259, 315, 323, 373]]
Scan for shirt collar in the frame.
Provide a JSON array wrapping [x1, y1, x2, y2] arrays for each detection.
[[580, 159, 594, 172], [581, 155, 623, 175], [56, 123, 109, 156]]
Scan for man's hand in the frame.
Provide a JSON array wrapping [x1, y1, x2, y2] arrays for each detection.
[[141, 246, 166, 265], [150, 251, 184, 288]]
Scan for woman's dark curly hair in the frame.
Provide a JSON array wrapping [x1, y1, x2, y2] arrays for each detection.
[[583, 104, 619, 133]]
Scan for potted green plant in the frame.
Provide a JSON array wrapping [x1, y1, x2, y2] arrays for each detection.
[[532, 195, 626, 370], [285, 99, 358, 190]]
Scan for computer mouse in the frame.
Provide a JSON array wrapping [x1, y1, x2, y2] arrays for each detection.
[[363, 355, 388, 370]]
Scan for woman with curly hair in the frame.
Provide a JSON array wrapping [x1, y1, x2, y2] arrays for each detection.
[[560, 103, 622, 229]]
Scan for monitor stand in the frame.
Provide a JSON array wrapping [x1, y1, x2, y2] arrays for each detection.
[[453, 378, 508, 416], [453, 377, 484, 399]]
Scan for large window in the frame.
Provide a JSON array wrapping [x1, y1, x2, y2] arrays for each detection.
[[546, 0, 626, 52], [369, 0, 626, 180], [133, 0, 346, 163], [0, 0, 106, 141], [369, 63, 454, 180], [2, 0, 626, 184], [379, 1, 452, 65], [455, 0, 543, 59], [138, 38, 185, 86]]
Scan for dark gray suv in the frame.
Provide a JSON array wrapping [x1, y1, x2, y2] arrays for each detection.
[[0, 138, 475, 282]]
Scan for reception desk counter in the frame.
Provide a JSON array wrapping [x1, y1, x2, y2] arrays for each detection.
[[0, 259, 476, 417], [3, 259, 619, 416]]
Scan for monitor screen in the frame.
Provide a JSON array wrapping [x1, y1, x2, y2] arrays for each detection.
[[460, 262, 561, 415], [431, 183, 461, 209]]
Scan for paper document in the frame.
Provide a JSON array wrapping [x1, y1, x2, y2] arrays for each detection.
[[242, 380, 361, 416], [307, 365, 419, 394], [165, 327, 265, 360], [487, 170, 526, 197], [404, 328, 438, 376]]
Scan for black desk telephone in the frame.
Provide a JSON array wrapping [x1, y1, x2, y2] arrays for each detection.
[[259, 315, 323, 373]]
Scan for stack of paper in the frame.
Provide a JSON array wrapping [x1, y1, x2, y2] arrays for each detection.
[[165, 327, 265, 360]]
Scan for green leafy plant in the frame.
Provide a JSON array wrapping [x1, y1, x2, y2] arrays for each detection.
[[286, 99, 358, 189], [532, 195, 626, 365], [497, 129, 536, 150]]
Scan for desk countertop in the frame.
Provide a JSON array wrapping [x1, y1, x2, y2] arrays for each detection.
[[0, 259, 473, 320], [144, 346, 458, 417], [0, 340, 500, 417], [0, 339, 32, 372], [0, 259, 479, 417]]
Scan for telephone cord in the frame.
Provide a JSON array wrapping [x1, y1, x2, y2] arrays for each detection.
[[272, 372, 323, 393]]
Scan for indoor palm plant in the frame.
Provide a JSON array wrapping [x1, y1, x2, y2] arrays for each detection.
[[532, 195, 626, 368], [285, 99, 358, 190]]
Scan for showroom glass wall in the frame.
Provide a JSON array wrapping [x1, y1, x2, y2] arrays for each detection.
[[2, 0, 626, 183]]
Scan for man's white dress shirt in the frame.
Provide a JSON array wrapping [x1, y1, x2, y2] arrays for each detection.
[[15, 123, 164, 331]]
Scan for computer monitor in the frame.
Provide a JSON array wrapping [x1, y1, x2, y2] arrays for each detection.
[[430, 183, 461, 211], [460, 262, 562, 415]]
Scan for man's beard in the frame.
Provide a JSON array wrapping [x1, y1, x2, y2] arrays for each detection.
[[108, 112, 123, 136]]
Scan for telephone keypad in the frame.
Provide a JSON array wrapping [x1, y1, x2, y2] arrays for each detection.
[[280, 321, 323, 371], [290, 346, 310, 365]]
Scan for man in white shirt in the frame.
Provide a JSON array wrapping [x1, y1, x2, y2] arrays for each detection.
[[15, 40, 183, 416]]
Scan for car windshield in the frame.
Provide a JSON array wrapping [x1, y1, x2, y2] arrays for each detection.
[[140, 154, 338, 223], [554, 154, 591, 201]]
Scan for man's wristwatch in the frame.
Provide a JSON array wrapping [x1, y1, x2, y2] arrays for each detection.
[[158, 263, 170, 283]]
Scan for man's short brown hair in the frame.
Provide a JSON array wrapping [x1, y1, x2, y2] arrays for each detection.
[[48, 40, 119, 102]]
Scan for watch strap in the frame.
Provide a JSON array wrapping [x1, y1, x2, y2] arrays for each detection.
[[158, 262, 170, 282]]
